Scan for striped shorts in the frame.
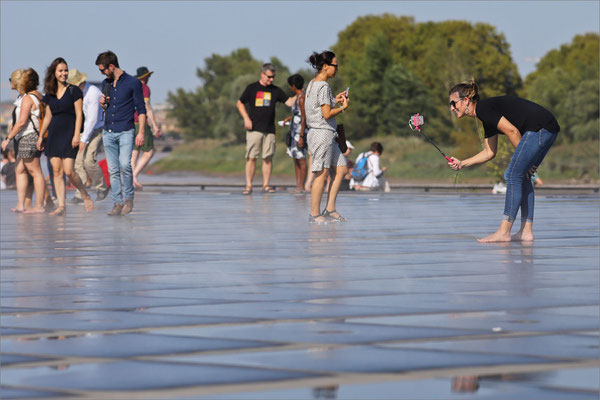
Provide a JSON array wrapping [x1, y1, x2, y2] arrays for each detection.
[[307, 128, 346, 172]]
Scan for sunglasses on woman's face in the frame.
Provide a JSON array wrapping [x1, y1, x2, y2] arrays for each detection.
[[327, 63, 339, 69], [449, 98, 464, 108]]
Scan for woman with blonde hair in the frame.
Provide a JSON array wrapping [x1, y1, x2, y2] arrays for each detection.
[[1, 68, 48, 213], [38, 57, 94, 215], [448, 80, 559, 242]]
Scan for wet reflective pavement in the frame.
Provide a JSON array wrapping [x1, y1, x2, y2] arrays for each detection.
[[1, 189, 598, 399]]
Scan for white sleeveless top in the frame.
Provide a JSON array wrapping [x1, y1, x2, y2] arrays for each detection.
[[14, 93, 40, 140]]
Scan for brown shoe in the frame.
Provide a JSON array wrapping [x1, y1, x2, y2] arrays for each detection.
[[107, 203, 123, 216], [121, 199, 134, 215]]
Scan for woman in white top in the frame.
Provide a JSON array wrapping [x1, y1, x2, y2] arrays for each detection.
[[350, 142, 388, 191], [1, 69, 47, 213], [305, 50, 350, 223]]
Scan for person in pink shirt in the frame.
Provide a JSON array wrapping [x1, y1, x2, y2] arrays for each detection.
[[131, 67, 161, 190]]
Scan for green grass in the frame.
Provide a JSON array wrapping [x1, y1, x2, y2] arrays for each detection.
[[150, 136, 599, 184]]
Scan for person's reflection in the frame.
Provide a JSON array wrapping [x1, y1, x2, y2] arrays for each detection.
[[451, 375, 479, 392], [312, 384, 339, 399]]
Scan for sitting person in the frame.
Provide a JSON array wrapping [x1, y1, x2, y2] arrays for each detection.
[[349, 141, 390, 192]]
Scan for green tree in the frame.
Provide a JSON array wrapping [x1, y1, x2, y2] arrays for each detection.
[[381, 62, 433, 137], [167, 49, 293, 142], [332, 15, 521, 146], [523, 33, 599, 143]]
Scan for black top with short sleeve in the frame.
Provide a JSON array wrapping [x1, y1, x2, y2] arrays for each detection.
[[476, 95, 560, 139], [239, 81, 288, 134], [42, 85, 83, 159]]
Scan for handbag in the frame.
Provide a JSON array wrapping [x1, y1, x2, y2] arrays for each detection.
[[336, 123, 348, 153]]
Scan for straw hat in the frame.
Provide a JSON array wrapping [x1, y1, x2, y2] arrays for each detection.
[[67, 69, 87, 86], [135, 66, 153, 79]]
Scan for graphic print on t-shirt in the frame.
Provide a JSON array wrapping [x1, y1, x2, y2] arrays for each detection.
[[255, 91, 271, 107]]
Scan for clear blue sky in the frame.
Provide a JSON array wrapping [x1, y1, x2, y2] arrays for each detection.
[[1, 1, 598, 103]]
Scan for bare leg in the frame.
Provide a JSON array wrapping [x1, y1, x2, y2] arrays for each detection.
[[130, 149, 140, 188], [132, 149, 154, 189], [262, 156, 272, 188], [293, 159, 302, 189], [245, 158, 256, 191], [24, 184, 34, 210], [22, 158, 46, 212], [310, 168, 328, 222], [511, 221, 534, 241], [49, 157, 66, 215], [304, 154, 314, 191], [13, 159, 28, 212], [478, 219, 514, 243], [325, 165, 348, 218], [63, 158, 94, 212], [130, 149, 139, 172], [298, 158, 307, 190]]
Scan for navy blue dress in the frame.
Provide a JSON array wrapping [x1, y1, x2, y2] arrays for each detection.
[[43, 85, 82, 159]]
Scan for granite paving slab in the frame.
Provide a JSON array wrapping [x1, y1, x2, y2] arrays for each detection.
[[385, 333, 599, 360], [0, 386, 75, 399], [1, 310, 252, 332], [346, 309, 600, 333], [0, 360, 327, 392], [1, 294, 228, 311], [160, 345, 560, 374], [142, 301, 413, 320], [1, 333, 283, 359], [149, 321, 486, 345]]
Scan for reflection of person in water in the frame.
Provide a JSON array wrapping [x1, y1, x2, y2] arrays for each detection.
[[452, 375, 479, 392], [312, 384, 339, 399]]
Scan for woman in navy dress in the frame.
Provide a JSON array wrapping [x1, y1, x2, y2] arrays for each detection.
[[38, 57, 94, 215]]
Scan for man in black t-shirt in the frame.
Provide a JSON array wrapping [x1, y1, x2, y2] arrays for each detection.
[[236, 63, 295, 194]]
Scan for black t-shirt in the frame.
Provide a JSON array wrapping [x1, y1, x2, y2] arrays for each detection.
[[239, 81, 288, 134], [476, 95, 560, 138]]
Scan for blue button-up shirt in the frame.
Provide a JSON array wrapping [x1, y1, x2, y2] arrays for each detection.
[[101, 72, 146, 132]]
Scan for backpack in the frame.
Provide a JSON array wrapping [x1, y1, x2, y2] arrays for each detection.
[[27, 93, 46, 139], [351, 152, 370, 181]]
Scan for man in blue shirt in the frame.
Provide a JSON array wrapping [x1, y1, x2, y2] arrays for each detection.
[[96, 50, 146, 216]]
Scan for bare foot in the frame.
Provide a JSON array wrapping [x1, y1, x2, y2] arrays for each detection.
[[83, 197, 94, 212], [23, 207, 46, 214], [477, 231, 511, 243], [511, 231, 534, 241], [10, 207, 24, 213], [48, 207, 66, 216]]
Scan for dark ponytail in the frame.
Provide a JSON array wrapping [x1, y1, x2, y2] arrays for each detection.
[[449, 79, 480, 102], [308, 50, 336, 72]]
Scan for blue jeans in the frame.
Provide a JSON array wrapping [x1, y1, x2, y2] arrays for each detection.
[[102, 129, 134, 204], [503, 128, 557, 223]]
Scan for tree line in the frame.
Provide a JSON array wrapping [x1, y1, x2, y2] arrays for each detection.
[[168, 14, 598, 148]]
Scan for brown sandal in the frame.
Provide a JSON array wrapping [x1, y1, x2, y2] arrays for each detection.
[[262, 186, 276, 193], [242, 186, 253, 195]]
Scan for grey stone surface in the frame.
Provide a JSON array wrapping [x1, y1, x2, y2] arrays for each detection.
[[1, 189, 598, 398]]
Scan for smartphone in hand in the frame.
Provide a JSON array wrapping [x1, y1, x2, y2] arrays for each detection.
[[345, 86, 350, 98]]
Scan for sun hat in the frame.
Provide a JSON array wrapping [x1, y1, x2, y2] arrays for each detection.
[[67, 69, 87, 86], [135, 66, 153, 79]]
